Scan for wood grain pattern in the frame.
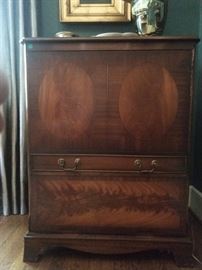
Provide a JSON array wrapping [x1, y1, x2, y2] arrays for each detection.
[[28, 50, 192, 154], [30, 174, 187, 235], [119, 64, 178, 151], [39, 63, 94, 141]]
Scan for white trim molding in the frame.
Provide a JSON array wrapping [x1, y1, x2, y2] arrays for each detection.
[[189, 185, 202, 222]]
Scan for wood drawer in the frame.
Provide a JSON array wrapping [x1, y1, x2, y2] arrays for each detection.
[[29, 174, 188, 236], [30, 154, 187, 174]]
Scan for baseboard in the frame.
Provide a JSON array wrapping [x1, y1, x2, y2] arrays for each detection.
[[189, 186, 202, 222]]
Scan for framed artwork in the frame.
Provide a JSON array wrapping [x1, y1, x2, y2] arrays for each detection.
[[59, 0, 131, 22]]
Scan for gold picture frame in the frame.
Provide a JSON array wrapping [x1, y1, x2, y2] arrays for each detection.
[[59, 0, 131, 22]]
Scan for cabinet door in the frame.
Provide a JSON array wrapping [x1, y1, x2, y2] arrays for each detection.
[[30, 173, 188, 236], [27, 50, 192, 155]]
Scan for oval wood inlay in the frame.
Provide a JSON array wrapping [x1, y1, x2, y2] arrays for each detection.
[[119, 64, 178, 146], [39, 63, 94, 140]]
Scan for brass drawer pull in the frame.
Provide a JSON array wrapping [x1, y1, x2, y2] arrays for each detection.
[[134, 159, 158, 173], [58, 158, 80, 171], [134, 159, 142, 169]]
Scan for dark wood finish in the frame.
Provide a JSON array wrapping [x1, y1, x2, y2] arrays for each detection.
[[0, 215, 201, 269], [29, 174, 188, 235], [30, 154, 187, 173], [119, 63, 178, 148], [22, 36, 199, 51], [24, 233, 193, 263], [173, 244, 198, 268], [23, 37, 198, 266], [39, 63, 94, 141], [27, 49, 193, 154]]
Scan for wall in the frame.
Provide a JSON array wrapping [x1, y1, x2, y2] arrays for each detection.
[[37, 0, 202, 190], [194, 0, 202, 191], [37, 0, 200, 37], [37, 0, 135, 37]]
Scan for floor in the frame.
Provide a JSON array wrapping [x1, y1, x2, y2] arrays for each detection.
[[0, 215, 201, 270]]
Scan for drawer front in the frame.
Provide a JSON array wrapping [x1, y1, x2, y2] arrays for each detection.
[[30, 174, 188, 236], [30, 154, 187, 174]]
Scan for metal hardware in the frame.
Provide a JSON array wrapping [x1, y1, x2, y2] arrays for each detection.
[[151, 159, 158, 168], [134, 159, 158, 173], [134, 159, 142, 169], [58, 158, 80, 171]]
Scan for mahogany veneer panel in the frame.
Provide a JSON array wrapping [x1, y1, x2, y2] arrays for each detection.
[[30, 174, 188, 235], [27, 50, 192, 154]]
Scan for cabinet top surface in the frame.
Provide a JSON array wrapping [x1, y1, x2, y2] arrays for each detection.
[[22, 36, 199, 51], [22, 36, 199, 44]]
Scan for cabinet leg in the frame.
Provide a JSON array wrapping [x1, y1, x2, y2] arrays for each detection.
[[23, 236, 47, 262], [172, 246, 197, 267]]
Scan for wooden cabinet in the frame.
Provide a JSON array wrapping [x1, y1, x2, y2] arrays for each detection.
[[23, 37, 198, 266]]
